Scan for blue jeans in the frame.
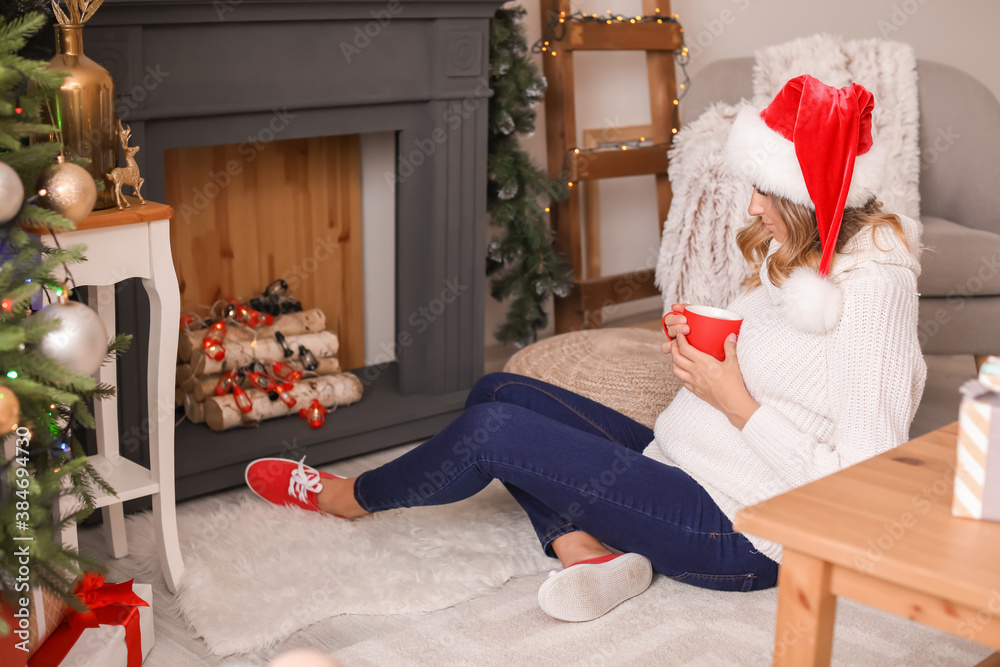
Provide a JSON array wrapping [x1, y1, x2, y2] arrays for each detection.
[[354, 372, 779, 592]]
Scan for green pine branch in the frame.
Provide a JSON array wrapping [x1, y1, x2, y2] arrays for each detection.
[[486, 7, 571, 347], [0, 12, 46, 53]]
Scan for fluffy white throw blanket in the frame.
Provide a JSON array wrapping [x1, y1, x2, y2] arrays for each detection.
[[655, 34, 921, 310], [124, 478, 553, 656]]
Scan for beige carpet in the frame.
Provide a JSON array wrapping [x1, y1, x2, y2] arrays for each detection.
[[78, 354, 990, 666], [332, 572, 991, 666]]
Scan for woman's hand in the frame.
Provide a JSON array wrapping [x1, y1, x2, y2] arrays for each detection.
[[661, 303, 690, 343], [667, 332, 760, 430]]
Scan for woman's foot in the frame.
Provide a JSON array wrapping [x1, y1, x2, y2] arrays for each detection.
[[245, 457, 367, 518], [550, 531, 615, 568], [315, 475, 369, 518], [537, 552, 653, 622]]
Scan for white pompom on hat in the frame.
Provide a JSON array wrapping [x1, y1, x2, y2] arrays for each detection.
[[725, 74, 888, 333]]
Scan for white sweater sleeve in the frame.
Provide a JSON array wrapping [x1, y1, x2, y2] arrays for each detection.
[[738, 264, 925, 488]]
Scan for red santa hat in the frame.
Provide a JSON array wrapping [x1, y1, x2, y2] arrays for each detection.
[[725, 74, 887, 333]]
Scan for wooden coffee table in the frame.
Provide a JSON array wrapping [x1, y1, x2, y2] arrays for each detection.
[[734, 422, 1000, 666]]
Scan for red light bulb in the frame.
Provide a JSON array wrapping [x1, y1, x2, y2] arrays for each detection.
[[214, 370, 238, 396], [272, 362, 303, 384], [203, 341, 226, 361], [246, 371, 271, 392], [274, 384, 297, 408], [233, 385, 253, 413], [298, 399, 326, 428]]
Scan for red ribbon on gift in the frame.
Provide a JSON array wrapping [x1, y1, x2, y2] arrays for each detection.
[[28, 572, 149, 667]]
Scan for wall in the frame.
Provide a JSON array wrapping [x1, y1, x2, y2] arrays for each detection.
[[360, 131, 397, 367], [481, 0, 1000, 355]]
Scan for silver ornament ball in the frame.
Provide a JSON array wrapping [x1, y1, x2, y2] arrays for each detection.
[[0, 160, 24, 224], [36, 301, 109, 376]]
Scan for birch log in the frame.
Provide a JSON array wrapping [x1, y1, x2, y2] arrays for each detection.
[[191, 357, 342, 402], [192, 331, 339, 376], [184, 393, 206, 424], [202, 373, 363, 431], [176, 364, 195, 392], [177, 309, 327, 362]]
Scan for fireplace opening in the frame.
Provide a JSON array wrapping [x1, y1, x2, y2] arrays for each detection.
[[164, 134, 365, 370]]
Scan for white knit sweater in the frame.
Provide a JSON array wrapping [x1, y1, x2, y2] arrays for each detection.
[[643, 215, 927, 563]]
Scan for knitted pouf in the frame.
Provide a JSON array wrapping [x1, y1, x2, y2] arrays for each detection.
[[502, 327, 683, 429]]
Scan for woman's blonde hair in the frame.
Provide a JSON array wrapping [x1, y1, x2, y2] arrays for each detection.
[[737, 193, 910, 290]]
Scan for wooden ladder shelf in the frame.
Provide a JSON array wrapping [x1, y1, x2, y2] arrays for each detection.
[[541, 0, 682, 332]]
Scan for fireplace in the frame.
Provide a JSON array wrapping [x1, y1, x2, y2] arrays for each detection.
[[86, 0, 502, 500]]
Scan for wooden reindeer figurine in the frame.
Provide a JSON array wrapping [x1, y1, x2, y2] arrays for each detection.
[[107, 119, 145, 209]]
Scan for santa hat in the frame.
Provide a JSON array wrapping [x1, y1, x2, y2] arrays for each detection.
[[725, 75, 887, 333]]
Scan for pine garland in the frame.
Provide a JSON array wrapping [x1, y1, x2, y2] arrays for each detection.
[[0, 12, 128, 624], [486, 7, 571, 348]]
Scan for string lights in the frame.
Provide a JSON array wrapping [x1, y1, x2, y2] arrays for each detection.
[[532, 7, 691, 100], [533, 6, 691, 191], [561, 137, 675, 189]]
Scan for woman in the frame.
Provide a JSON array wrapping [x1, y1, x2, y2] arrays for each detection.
[[245, 75, 926, 622]]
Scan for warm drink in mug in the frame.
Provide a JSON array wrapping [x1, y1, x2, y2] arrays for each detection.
[[662, 305, 743, 361]]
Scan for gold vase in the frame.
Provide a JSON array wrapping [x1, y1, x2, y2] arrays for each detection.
[[47, 24, 117, 210]]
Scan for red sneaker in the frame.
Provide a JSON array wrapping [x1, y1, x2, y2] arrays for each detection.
[[245, 457, 345, 514]]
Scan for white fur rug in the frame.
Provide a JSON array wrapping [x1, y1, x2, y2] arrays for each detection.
[[124, 474, 553, 656], [656, 34, 921, 310]]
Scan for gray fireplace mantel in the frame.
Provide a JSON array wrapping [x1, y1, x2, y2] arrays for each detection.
[[94, 0, 503, 23], [84, 0, 503, 500]]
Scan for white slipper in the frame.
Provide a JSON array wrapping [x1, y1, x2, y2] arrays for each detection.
[[537, 552, 653, 622]]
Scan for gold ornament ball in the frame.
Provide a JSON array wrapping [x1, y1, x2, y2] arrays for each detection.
[[0, 385, 20, 432], [37, 157, 97, 224]]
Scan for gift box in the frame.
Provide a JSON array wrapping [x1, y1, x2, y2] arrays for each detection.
[[26, 574, 154, 667], [2, 586, 71, 667], [953, 356, 1000, 521]]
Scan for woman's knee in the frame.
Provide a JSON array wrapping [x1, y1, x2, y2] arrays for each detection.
[[465, 371, 525, 410], [451, 401, 525, 458]]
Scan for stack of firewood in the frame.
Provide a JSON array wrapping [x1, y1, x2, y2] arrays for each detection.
[[174, 308, 363, 431]]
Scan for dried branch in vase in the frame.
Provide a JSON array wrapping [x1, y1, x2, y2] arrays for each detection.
[[51, 0, 105, 25]]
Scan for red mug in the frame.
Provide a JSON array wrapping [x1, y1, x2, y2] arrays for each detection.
[[662, 305, 743, 361]]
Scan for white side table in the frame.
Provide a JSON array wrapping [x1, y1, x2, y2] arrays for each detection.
[[43, 197, 185, 594]]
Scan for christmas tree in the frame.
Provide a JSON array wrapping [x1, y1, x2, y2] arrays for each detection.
[[486, 7, 572, 347], [0, 12, 128, 626]]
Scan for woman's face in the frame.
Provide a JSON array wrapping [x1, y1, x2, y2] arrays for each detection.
[[748, 188, 788, 243]]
